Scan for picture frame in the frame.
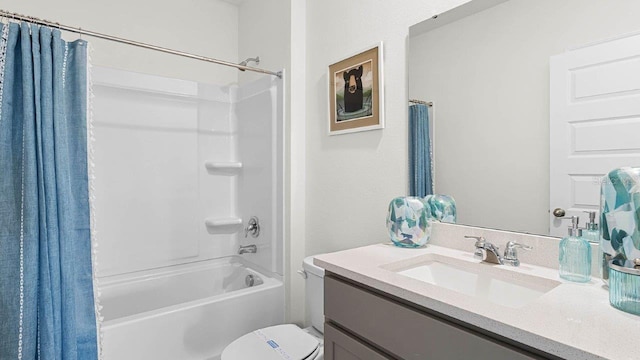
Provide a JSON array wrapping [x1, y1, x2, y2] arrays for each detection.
[[328, 42, 384, 135]]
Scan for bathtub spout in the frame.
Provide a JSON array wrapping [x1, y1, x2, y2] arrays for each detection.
[[238, 244, 257, 255]]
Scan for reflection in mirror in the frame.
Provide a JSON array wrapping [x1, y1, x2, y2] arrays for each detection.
[[409, 0, 640, 237]]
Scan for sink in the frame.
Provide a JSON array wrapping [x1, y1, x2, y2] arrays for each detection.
[[384, 254, 560, 309]]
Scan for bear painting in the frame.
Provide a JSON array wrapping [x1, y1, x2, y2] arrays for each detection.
[[329, 45, 381, 133], [343, 65, 364, 112], [334, 60, 374, 122]]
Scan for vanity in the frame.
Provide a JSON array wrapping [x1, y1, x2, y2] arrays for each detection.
[[322, 273, 549, 359], [315, 223, 637, 360]]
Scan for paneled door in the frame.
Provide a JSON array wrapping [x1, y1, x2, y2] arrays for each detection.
[[550, 32, 640, 236]]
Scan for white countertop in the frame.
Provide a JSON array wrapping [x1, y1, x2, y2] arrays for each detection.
[[315, 242, 639, 360]]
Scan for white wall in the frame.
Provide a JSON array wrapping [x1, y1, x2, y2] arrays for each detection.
[[287, 0, 307, 328], [304, 0, 470, 257], [409, 0, 640, 234], [237, 1, 289, 85], [3, 0, 239, 84], [237, 0, 309, 326]]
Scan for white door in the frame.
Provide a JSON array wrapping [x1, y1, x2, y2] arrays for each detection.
[[550, 32, 640, 237]]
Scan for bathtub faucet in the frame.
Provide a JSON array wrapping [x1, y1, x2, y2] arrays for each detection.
[[238, 244, 257, 255]]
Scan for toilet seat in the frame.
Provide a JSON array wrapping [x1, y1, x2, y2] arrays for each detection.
[[221, 324, 320, 360]]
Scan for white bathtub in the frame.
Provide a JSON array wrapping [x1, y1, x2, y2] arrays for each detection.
[[100, 256, 284, 360]]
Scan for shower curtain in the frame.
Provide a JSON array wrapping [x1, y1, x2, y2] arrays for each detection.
[[409, 103, 433, 197], [0, 22, 99, 359]]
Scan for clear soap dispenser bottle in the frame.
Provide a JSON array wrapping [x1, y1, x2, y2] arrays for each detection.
[[559, 216, 592, 283], [583, 211, 599, 244]]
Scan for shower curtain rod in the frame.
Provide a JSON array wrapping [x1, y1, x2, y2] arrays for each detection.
[[409, 99, 433, 107], [0, 9, 283, 78]]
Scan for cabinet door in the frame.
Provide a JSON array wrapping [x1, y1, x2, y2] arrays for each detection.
[[324, 323, 391, 360], [325, 275, 550, 360]]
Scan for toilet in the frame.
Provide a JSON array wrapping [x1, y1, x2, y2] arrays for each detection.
[[221, 256, 325, 360]]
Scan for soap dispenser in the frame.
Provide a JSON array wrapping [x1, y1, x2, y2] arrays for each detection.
[[583, 211, 599, 244], [559, 216, 592, 283]]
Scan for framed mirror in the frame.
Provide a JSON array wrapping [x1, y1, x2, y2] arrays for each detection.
[[409, 0, 640, 237]]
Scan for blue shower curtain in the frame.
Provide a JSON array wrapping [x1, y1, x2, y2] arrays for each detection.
[[409, 104, 433, 197], [0, 23, 98, 359]]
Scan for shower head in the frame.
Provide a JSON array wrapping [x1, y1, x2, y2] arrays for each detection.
[[238, 56, 260, 71]]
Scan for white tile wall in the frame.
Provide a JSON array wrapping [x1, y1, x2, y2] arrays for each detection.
[[93, 67, 283, 277]]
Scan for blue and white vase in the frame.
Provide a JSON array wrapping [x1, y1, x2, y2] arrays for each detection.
[[386, 197, 431, 248], [600, 167, 640, 284], [424, 194, 457, 223]]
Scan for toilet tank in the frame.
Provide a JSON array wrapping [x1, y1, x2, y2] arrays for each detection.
[[302, 256, 325, 333]]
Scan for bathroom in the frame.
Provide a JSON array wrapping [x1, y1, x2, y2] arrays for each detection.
[[0, 0, 639, 359]]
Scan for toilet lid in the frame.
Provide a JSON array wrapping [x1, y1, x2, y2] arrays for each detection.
[[222, 324, 320, 360]]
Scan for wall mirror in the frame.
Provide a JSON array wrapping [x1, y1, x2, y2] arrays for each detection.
[[409, 0, 640, 237]]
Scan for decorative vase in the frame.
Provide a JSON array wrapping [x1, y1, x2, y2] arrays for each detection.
[[423, 194, 457, 223], [386, 196, 431, 248], [600, 167, 640, 285]]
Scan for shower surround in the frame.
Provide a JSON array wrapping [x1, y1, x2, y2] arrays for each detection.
[[91, 67, 284, 359]]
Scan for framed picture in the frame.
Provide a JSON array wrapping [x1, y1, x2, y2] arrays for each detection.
[[328, 43, 384, 135]]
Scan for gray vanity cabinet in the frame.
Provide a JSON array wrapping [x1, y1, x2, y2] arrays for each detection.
[[324, 323, 391, 360], [324, 274, 555, 360]]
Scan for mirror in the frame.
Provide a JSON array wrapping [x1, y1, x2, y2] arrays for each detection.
[[409, 0, 640, 236]]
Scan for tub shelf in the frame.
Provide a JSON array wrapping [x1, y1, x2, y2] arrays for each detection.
[[204, 161, 243, 174], [205, 217, 243, 228]]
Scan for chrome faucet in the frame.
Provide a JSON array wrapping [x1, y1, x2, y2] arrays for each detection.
[[465, 236, 532, 267], [465, 236, 503, 264], [238, 244, 257, 255]]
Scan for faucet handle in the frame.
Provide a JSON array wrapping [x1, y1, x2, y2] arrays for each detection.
[[465, 236, 486, 260], [244, 216, 260, 238], [505, 241, 532, 251], [464, 235, 486, 246], [504, 241, 532, 266]]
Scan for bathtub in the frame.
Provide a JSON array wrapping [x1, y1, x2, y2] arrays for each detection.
[[100, 256, 284, 360]]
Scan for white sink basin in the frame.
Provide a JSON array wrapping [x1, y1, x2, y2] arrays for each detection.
[[384, 254, 560, 309]]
